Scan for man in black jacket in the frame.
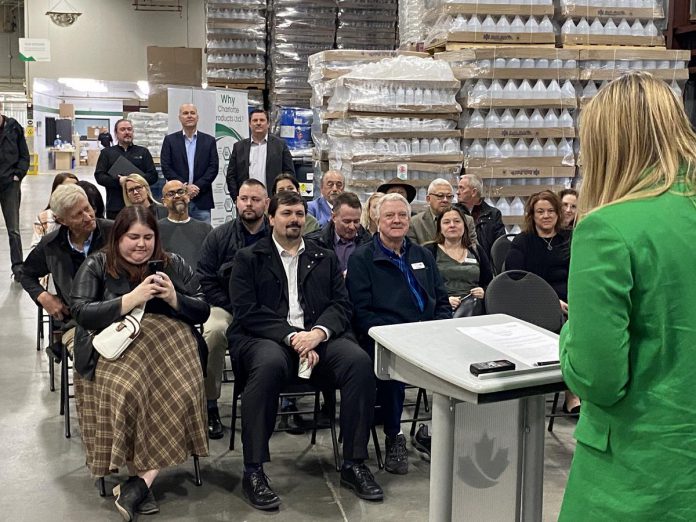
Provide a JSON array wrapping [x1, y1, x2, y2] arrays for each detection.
[[346, 193, 451, 475], [20, 184, 112, 360], [225, 109, 294, 202], [455, 174, 505, 258], [94, 119, 158, 219], [195, 179, 270, 439], [305, 191, 371, 274], [228, 190, 382, 510], [0, 108, 29, 279]]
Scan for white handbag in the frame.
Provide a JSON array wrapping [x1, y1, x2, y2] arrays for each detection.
[[92, 306, 145, 361]]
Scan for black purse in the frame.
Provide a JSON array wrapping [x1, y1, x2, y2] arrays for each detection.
[[453, 294, 483, 318]]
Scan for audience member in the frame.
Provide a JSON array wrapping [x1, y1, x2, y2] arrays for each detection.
[[70, 206, 209, 521], [77, 180, 105, 219], [360, 192, 384, 235], [160, 104, 219, 224], [20, 184, 112, 361], [306, 192, 372, 274], [559, 188, 578, 229], [408, 178, 476, 245], [424, 206, 493, 312], [122, 173, 168, 220], [0, 103, 29, 280], [559, 72, 696, 521], [308, 170, 344, 226], [159, 180, 213, 268], [377, 177, 416, 203], [97, 127, 113, 148], [346, 193, 451, 475], [228, 190, 383, 509], [31, 172, 78, 248], [94, 119, 158, 219], [455, 174, 505, 257], [226, 109, 294, 201], [271, 172, 320, 233], [196, 179, 271, 439]]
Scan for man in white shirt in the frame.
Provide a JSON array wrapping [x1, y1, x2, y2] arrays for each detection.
[[227, 190, 383, 510], [225, 109, 294, 201]]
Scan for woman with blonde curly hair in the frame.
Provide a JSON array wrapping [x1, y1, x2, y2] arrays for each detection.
[[559, 72, 696, 520]]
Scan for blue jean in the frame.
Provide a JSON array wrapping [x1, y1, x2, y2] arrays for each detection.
[[0, 180, 22, 273], [188, 200, 211, 224]]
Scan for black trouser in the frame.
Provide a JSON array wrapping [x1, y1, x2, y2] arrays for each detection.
[[0, 180, 22, 273], [232, 336, 375, 465]]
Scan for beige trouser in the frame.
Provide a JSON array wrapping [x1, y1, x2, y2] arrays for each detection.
[[202, 306, 234, 401]]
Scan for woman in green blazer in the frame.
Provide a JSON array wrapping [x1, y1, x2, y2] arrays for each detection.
[[559, 72, 696, 520]]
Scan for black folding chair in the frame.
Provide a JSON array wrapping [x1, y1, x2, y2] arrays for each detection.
[[490, 233, 517, 275]]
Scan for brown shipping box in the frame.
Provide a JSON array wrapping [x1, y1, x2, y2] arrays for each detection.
[[147, 46, 202, 86], [59, 103, 75, 119]]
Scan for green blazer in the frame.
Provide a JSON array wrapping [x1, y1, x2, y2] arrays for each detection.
[[559, 180, 696, 521]]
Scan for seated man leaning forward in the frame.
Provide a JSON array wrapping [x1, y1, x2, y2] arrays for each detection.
[[346, 193, 452, 475], [227, 190, 383, 510]]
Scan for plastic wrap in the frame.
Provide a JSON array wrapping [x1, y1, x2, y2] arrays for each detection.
[[559, 0, 664, 20], [464, 137, 575, 168], [460, 79, 577, 109], [577, 48, 689, 81], [559, 17, 665, 46], [127, 112, 168, 158], [399, 0, 428, 45]]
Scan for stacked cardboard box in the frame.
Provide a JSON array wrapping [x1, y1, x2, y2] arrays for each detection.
[[205, 0, 266, 86], [323, 55, 463, 208], [437, 47, 579, 231]]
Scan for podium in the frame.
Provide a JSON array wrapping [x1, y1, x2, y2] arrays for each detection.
[[369, 314, 565, 522]]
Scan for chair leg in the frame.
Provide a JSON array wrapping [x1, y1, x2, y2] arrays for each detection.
[[310, 391, 320, 445], [422, 389, 430, 413], [371, 426, 384, 470], [63, 343, 71, 439], [98, 477, 107, 497], [410, 388, 425, 437], [37, 307, 43, 351], [547, 392, 560, 433], [193, 455, 202, 486], [229, 383, 239, 451], [48, 319, 56, 392]]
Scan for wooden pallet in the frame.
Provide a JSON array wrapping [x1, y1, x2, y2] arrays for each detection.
[[207, 81, 265, 90], [427, 41, 557, 53]]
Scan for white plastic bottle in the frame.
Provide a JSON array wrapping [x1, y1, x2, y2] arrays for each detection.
[[544, 109, 559, 127], [576, 17, 590, 34], [530, 108, 545, 127], [559, 109, 574, 127], [510, 196, 525, 216], [514, 139, 529, 157], [503, 79, 518, 99], [485, 110, 501, 128], [583, 81, 598, 98], [414, 87, 424, 105], [411, 138, 420, 154], [485, 140, 502, 158], [468, 109, 485, 128], [532, 79, 547, 98], [561, 19, 576, 34], [501, 108, 516, 126], [420, 137, 431, 154], [543, 139, 558, 157], [497, 197, 512, 216], [468, 139, 484, 157], [515, 109, 530, 128], [529, 138, 544, 156], [500, 139, 515, 158]]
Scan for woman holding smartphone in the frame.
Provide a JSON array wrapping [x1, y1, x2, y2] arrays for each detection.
[[559, 73, 696, 520], [70, 205, 210, 521]]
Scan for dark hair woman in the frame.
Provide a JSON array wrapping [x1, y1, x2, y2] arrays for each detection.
[[70, 205, 210, 520]]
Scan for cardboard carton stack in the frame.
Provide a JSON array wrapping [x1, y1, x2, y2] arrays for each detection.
[[205, 0, 266, 87], [437, 47, 579, 232], [336, 0, 398, 50], [323, 55, 463, 208]]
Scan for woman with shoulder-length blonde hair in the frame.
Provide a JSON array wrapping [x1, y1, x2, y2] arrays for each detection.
[[559, 72, 696, 521], [360, 192, 385, 235], [122, 173, 168, 220]]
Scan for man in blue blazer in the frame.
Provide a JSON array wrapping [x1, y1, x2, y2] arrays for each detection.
[[225, 109, 295, 202], [160, 104, 219, 224]]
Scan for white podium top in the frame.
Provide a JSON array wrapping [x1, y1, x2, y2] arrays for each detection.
[[369, 314, 565, 403]]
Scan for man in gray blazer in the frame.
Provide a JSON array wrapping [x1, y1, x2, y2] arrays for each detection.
[[225, 109, 294, 201]]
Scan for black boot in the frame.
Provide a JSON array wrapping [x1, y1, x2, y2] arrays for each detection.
[[113, 476, 149, 521]]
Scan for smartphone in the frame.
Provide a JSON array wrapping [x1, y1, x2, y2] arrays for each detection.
[[147, 260, 164, 275], [470, 360, 516, 376]]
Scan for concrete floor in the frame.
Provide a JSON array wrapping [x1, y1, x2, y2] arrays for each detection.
[[0, 169, 576, 521]]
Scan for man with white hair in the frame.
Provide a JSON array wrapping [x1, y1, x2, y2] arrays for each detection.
[[455, 174, 505, 257], [407, 178, 476, 245], [20, 184, 112, 360], [308, 170, 345, 227], [346, 193, 451, 475]]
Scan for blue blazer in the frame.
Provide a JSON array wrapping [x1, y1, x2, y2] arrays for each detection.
[[160, 131, 219, 210], [307, 196, 333, 227]]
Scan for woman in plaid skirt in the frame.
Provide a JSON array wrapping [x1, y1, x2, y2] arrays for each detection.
[[71, 205, 210, 521]]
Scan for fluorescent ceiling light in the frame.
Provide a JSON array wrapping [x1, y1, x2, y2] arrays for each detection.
[[136, 81, 150, 95], [57, 78, 108, 93], [134, 90, 148, 100]]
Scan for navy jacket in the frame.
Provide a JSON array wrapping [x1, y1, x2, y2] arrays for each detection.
[[160, 131, 219, 210], [346, 236, 452, 351], [0, 116, 29, 187]]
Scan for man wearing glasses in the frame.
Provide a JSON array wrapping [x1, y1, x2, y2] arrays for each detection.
[[407, 178, 477, 245], [308, 170, 345, 227], [158, 179, 213, 269]]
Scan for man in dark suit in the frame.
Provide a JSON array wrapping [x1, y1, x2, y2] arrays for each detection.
[[94, 119, 158, 219], [160, 104, 219, 224], [455, 173, 505, 257], [225, 109, 294, 202], [228, 190, 383, 510]]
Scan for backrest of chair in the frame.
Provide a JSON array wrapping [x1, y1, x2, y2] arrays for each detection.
[[484, 270, 564, 333], [490, 234, 516, 275]]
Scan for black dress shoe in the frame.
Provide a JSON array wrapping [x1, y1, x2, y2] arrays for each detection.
[[242, 470, 281, 510], [208, 407, 224, 440], [562, 402, 581, 415], [412, 424, 431, 460], [113, 476, 149, 521], [340, 463, 384, 501], [277, 404, 306, 435], [45, 342, 62, 364], [136, 487, 159, 515]]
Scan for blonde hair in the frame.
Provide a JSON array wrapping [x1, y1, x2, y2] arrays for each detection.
[[122, 173, 158, 207], [579, 72, 696, 219], [361, 191, 385, 232]]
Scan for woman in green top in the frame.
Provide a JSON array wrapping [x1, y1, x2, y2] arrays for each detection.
[[559, 72, 696, 520], [424, 206, 492, 312]]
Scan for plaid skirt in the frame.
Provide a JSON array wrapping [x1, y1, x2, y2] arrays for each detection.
[[74, 314, 208, 477]]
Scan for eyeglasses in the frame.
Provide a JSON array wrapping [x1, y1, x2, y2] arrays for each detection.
[[164, 188, 187, 198], [126, 186, 145, 194], [429, 193, 454, 200]]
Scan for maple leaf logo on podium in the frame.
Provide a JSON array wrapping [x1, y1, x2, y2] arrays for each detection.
[[459, 432, 510, 489]]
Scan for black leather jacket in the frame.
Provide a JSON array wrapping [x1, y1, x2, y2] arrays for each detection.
[[70, 251, 210, 379]]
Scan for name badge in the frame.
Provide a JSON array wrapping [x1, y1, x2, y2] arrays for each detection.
[[411, 262, 425, 270], [464, 257, 478, 264]]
